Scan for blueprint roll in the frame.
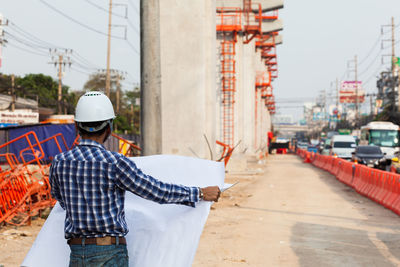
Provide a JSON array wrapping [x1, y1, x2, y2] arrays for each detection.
[[22, 155, 225, 267]]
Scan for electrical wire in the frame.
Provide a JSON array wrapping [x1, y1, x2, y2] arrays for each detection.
[[83, 0, 140, 37], [39, 0, 125, 40], [358, 35, 382, 66], [127, 0, 139, 15], [83, 0, 126, 19], [39, 0, 140, 56], [5, 41, 48, 57], [358, 49, 384, 78], [4, 31, 50, 51], [126, 39, 140, 55]]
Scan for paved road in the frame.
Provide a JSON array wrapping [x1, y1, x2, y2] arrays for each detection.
[[194, 154, 400, 267]]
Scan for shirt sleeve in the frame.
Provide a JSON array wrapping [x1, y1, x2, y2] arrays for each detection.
[[114, 156, 200, 207], [49, 161, 66, 210]]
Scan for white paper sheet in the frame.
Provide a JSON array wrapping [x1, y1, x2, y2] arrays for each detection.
[[22, 155, 225, 267], [222, 182, 239, 192]]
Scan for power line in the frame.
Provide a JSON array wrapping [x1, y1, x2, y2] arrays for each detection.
[[358, 49, 383, 78], [358, 35, 382, 66], [83, 0, 126, 19], [126, 39, 139, 55], [39, 0, 139, 56], [39, 0, 125, 40], [5, 41, 48, 57], [127, 0, 139, 15], [83, 0, 140, 41]]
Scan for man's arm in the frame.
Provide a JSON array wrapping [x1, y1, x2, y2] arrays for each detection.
[[49, 162, 66, 210], [115, 157, 220, 206]]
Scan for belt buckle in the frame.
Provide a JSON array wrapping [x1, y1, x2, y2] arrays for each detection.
[[96, 236, 112, 245]]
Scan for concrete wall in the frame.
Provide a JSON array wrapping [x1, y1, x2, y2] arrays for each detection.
[[159, 0, 216, 159]]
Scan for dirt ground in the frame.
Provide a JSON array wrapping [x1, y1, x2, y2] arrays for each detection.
[[193, 154, 400, 266], [0, 217, 46, 267], [3, 154, 400, 266]]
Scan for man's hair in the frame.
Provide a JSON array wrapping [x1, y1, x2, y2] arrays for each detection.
[[77, 120, 110, 137]]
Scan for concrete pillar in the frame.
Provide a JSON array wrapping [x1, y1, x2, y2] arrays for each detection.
[[158, 0, 216, 158], [141, 0, 162, 155], [242, 41, 256, 154]]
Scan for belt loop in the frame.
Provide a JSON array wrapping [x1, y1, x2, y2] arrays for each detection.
[[82, 237, 85, 247], [116, 236, 119, 245]]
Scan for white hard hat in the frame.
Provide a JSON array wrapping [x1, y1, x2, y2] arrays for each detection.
[[75, 91, 115, 122]]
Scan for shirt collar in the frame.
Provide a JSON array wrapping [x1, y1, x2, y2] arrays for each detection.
[[78, 139, 106, 150]]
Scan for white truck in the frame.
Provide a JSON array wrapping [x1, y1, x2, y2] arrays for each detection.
[[360, 121, 400, 159]]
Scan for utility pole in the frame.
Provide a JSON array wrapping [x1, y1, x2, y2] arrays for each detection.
[[0, 14, 5, 69], [49, 49, 72, 115], [10, 74, 15, 111], [354, 55, 359, 126], [391, 17, 400, 113], [105, 0, 113, 97], [336, 77, 339, 109], [57, 54, 63, 114], [369, 94, 373, 116], [141, 0, 162, 155], [116, 73, 120, 114], [392, 16, 395, 77]]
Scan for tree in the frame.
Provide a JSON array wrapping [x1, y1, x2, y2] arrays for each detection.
[[0, 73, 79, 114]]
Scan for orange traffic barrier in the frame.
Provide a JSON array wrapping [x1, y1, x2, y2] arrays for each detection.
[[303, 152, 311, 163], [296, 151, 400, 217], [336, 161, 354, 187]]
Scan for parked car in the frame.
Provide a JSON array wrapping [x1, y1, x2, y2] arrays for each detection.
[[352, 145, 386, 169], [307, 144, 318, 153], [330, 135, 356, 159], [297, 141, 308, 150], [321, 139, 331, 155]]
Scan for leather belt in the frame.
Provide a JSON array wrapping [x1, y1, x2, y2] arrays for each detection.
[[68, 236, 126, 246]]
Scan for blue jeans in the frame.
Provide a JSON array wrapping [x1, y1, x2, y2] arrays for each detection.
[[69, 244, 129, 267]]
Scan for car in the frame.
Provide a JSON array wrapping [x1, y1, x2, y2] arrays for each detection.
[[330, 135, 356, 159], [297, 141, 308, 150], [321, 139, 331, 155], [307, 144, 318, 153], [352, 145, 386, 169]]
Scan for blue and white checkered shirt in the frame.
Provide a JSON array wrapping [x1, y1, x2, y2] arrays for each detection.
[[49, 139, 200, 239]]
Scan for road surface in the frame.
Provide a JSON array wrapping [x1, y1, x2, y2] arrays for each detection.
[[194, 154, 400, 267]]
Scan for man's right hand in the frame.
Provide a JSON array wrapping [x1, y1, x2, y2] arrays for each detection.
[[201, 186, 221, 202]]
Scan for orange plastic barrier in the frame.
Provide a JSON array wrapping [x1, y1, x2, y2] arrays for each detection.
[[336, 161, 355, 187], [296, 151, 400, 217]]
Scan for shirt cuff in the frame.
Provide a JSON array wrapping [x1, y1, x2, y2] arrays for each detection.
[[189, 186, 200, 204]]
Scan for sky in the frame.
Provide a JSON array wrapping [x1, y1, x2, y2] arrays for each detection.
[[0, 0, 140, 91], [1, 0, 400, 121], [275, 0, 400, 121]]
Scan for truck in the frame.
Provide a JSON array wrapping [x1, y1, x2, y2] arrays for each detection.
[[360, 121, 400, 159]]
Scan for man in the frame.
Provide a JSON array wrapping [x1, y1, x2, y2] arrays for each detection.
[[49, 91, 221, 267]]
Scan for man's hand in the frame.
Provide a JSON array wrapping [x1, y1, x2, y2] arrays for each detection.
[[200, 186, 221, 202]]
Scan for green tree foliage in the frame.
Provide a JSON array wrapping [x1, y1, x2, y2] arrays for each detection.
[[0, 72, 139, 134], [0, 73, 80, 114]]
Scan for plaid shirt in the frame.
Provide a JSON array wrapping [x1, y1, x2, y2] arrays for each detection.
[[49, 139, 200, 239]]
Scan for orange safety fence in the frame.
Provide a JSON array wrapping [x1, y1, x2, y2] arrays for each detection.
[[111, 133, 141, 157], [296, 149, 400, 217], [72, 134, 141, 157], [0, 131, 72, 226]]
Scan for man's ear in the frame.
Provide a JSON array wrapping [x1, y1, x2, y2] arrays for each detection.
[[75, 122, 80, 135], [103, 125, 112, 143]]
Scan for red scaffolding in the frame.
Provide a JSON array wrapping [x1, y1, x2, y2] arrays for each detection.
[[217, 7, 241, 146]]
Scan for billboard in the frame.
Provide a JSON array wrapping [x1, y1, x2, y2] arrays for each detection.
[[340, 81, 365, 103], [0, 109, 39, 124]]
